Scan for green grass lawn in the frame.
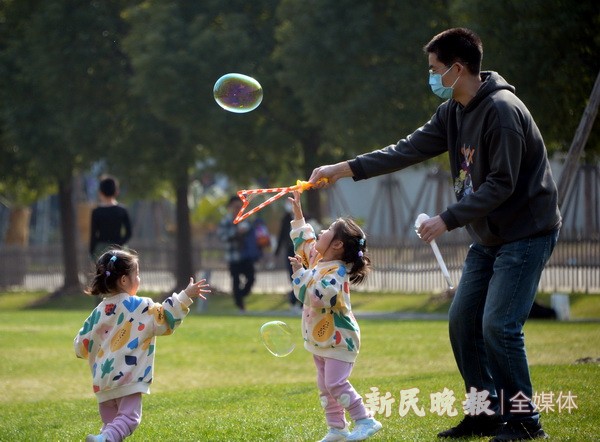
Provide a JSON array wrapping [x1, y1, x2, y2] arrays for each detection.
[[0, 291, 598, 441], [7, 289, 600, 319]]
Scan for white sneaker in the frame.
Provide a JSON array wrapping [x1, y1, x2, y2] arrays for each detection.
[[347, 417, 382, 441], [319, 425, 351, 441], [85, 434, 106, 442]]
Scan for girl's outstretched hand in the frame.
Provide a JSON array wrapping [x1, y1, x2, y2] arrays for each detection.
[[288, 191, 303, 221], [288, 254, 304, 273], [184, 277, 211, 300]]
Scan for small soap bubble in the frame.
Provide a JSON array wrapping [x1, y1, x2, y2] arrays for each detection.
[[260, 320, 295, 357], [213, 73, 263, 113]]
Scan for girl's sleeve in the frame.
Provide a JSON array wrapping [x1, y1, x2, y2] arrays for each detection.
[[308, 264, 344, 308], [291, 268, 311, 305], [289, 218, 316, 268], [292, 264, 343, 308], [74, 307, 101, 359], [144, 291, 194, 337]]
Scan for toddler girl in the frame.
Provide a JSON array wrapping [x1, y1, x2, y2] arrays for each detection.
[[288, 192, 382, 441], [74, 249, 210, 442]]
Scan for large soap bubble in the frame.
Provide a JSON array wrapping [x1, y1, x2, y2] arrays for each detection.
[[260, 320, 295, 357], [213, 73, 263, 113]]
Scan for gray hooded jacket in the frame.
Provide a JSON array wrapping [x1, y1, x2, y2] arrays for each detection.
[[348, 71, 561, 246]]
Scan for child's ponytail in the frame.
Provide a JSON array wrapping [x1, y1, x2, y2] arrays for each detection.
[[85, 248, 138, 296], [333, 218, 372, 285]]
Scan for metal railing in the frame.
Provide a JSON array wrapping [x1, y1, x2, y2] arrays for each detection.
[[1, 232, 599, 294]]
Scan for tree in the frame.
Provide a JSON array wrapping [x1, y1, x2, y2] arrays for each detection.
[[273, 0, 451, 217], [121, 0, 305, 288], [0, 2, 53, 247], [1, 0, 131, 294], [0, 129, 54, 246], [451, 0, 600, 157]]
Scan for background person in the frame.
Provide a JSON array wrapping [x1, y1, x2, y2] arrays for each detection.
[[274, 202, 299, 312], [217, 196, 260, 312], [90, 175, 132, 261], [308, 27, 560, 442]]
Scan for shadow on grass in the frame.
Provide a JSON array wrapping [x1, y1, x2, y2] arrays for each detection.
[[2, 288, 599, 322]]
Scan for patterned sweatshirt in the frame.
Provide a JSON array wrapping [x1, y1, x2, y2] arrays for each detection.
[[74, 291, 193, 403], [290, 218, 360, 363]]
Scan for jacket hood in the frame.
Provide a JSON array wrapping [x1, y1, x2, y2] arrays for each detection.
[[464, 71, 515, 111]]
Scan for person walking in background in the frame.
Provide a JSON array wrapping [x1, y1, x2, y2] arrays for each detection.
[[274, 201, 300, 313], [308, 28, 560, 441], [90, 175, 132, 261], [217, 195, 260, 312], [75, 248, 210, 442], [288, 191, 382, 442]]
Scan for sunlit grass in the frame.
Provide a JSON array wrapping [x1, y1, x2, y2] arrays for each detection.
[[2, 289, 599, 320], [0, 290, 598, 440]]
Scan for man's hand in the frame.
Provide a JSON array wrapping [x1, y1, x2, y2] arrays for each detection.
[[416, 215, 448, 243], [308, 161, 353, 187]]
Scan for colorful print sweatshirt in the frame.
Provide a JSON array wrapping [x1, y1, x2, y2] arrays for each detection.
[[74, 291, 193, 403], [290, 218, 360, 363]]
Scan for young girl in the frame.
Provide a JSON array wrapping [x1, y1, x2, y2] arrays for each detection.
[[288, 192, 382, 442], [74, 249, 210, 442]]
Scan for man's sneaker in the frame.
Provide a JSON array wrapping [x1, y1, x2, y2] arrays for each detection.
[[438, 415, 504, 438], [85, 435, 106, 442], [346, 417, 382, 441], [319, 426, 350, 442], [490, 420, 548, 441]]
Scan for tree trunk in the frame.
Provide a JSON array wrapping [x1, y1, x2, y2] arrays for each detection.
[[4, 206, 31, 246], [0, 206, 31, 288], [174, 169, 194, 291], [301, 130, 323, 221], [57, 176, 81, 294]]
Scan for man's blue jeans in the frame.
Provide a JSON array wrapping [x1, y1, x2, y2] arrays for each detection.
[[448, 230, 558, 423]]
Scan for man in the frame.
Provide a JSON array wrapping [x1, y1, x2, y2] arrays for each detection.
[[217, 196, 260, 312], [309, 28, 560, 441]]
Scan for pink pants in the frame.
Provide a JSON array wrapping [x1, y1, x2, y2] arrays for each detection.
[[98, 393, 143, 442], [313, 355, 369, 429]]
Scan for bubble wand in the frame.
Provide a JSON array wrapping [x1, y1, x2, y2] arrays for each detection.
[[414, 213, 454, 289], [234, 179, 327, 224]]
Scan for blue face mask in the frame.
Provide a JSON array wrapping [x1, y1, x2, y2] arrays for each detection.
[[429, 64, 459, 100]]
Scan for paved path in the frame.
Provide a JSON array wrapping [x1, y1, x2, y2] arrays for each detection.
[[205, 307, 448, 321]]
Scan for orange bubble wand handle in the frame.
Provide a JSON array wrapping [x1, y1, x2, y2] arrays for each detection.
[[233, 179, 327, 224]]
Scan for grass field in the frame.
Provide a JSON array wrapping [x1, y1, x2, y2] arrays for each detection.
[[0, 291, 598, 441]]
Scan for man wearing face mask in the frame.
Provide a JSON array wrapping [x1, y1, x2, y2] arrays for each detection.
[[308, 28, 560, 441]]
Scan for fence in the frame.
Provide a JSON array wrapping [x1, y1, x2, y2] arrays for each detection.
[[0, 232, 599, 294]]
